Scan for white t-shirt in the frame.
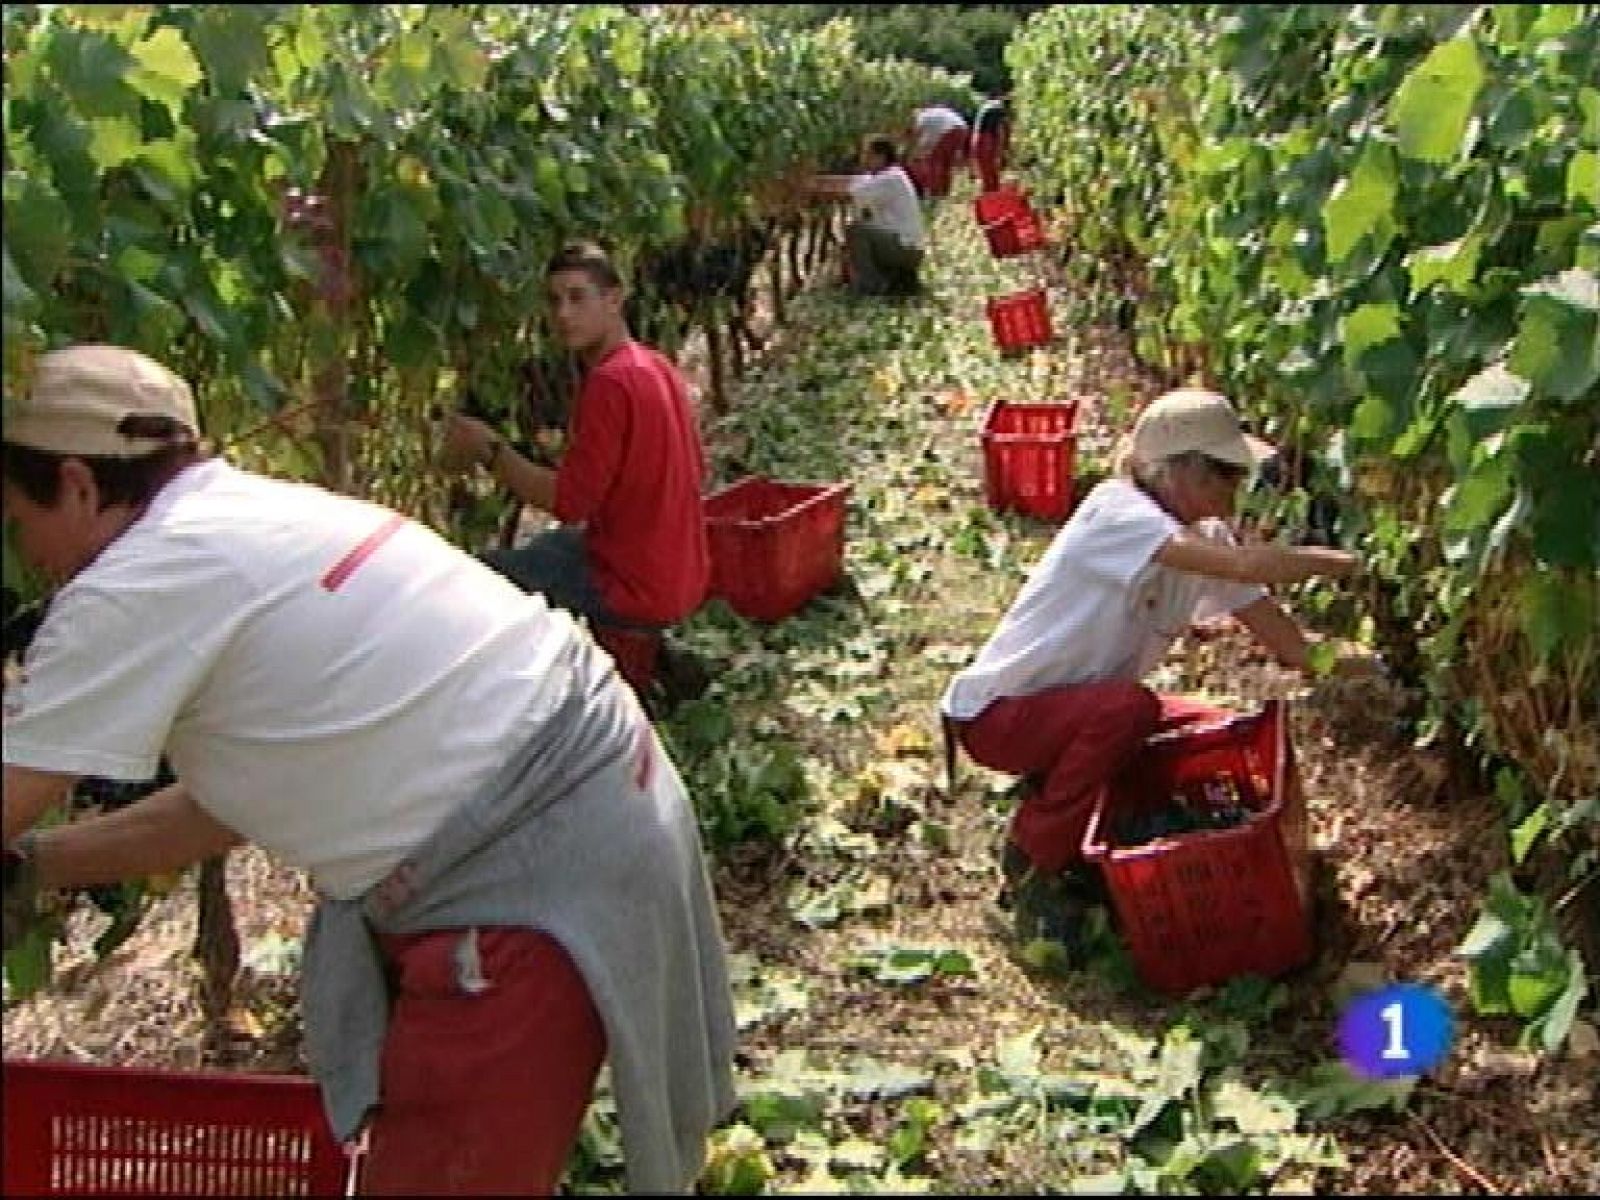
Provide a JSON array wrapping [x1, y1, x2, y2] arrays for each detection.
[[940, 478, 1264, 720], [848, 166, 925, 249], [4, 459, 585, 899], [912, 106, 968, 157]]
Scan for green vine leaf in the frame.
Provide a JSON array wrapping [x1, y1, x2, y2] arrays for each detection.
[[1210, 1076, 1299, 1136], [1323, 142, 1398, 264], [1390, 37, 1485, 165], [85, 115, 142, 170], [127, 25, 204, 116], [1570, 149, 1600, 208], [1510, 268, 1600, 402], [46, 25, 138, 118], [1408, 231, 1484, 294], [1340, 302, 1401, 364]]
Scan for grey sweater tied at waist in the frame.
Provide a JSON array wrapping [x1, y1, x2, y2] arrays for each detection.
[[299, 636, 738, 1194]]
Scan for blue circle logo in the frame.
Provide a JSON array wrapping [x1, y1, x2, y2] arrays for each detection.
[[1338, 983, 1454, 1079]]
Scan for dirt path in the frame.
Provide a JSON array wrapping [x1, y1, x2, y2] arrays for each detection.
[[5, 186, 1596, 1196]]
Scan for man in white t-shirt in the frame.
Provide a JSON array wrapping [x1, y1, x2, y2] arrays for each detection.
[[940, 389, 1361, 947], [1, 345, 735, 1194], [807, 135, 925, 297]]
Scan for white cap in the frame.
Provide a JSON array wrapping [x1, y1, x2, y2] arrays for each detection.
[[1129, 389, 1275, 469], [6, 345, 198, 458]]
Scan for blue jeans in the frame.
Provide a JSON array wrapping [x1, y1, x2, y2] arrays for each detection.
[[482, 526, 613, 623]]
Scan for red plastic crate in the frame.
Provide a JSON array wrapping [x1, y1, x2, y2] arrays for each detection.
[[2, 1059, 353, 1196], [986, 287, 1053, 355], [1081, 700, 1314, 996], [705, 477, 851, 622], [988, 214, 1046, 258], [981, 400, 1078, 521], [974, 186, 1036, 228], [973, 188, 1044, 257]]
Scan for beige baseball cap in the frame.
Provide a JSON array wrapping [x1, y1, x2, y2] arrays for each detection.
[[1129, 388, 1275, 469], [6, 344, 198, 458]]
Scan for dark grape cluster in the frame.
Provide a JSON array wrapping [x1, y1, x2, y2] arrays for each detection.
[[517, 351, 582, 436], [1112, 775, 1255, 848], [634, 220, 776, 316]]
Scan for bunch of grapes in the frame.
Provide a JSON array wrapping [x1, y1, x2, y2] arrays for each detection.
[[1113, 774, 1254, 848]]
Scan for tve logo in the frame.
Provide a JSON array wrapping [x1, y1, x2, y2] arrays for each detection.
[[1338, 983, 1455, 1079]]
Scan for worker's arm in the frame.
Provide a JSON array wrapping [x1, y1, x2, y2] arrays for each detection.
[[442, 412, 558, 514], [484, 438, 557, 515], [1154, 530, 1359, 586], [3, 763, 74, 849], [6, 768, 242, 890], [1230, 595, 1312, 673], [805, 174, 858, 200]]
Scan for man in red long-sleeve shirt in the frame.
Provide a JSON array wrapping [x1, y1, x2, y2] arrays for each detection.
[[443, 241, 710, 631]]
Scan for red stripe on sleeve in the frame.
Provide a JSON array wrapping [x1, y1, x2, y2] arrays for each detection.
[[321, 513, 407, 591]]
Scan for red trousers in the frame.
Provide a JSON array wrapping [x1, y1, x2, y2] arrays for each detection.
[[359, 927, 607, 1196], [909, 128, 969, 198], [956, 683, 1230, 872], [973, 130, 1006, 194]]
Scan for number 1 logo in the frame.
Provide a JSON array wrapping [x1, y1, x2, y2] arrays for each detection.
[[1338, 984, 1454, 1079], [1380, 1000, 1408, 1060]]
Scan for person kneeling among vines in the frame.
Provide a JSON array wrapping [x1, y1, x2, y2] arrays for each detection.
[[440, 240, 712, 636], [904, 103, 970, 199], [2, 344, 737, 1195], [939, 389, 1364, 953], [805, 135, 926, 299]]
